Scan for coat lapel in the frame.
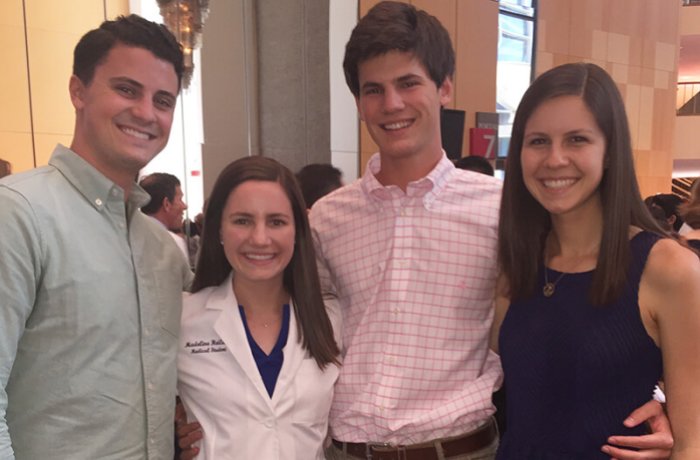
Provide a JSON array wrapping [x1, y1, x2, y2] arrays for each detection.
[[271, 301, 306, 406], [211, 275, 275, 410]]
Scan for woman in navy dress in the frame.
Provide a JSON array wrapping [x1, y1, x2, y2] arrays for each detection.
[[492, 63, 700, 459]]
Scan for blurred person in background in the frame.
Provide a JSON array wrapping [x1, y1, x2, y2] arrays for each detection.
[[296, 163, 343, 209]]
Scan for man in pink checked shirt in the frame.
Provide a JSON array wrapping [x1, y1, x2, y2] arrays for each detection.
[[176, 2, 672, 459]]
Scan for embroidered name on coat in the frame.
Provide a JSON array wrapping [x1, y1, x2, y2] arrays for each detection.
[[185, 338, 227, 354]]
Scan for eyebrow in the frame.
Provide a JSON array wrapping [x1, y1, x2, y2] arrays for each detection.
[[228, 211, 291, 218], [396, 73, 422, 84], [524, 128, 596, 138], [360, 72, 424, 92], [109, 76, 177, 101], [109, 76, 143, 89]]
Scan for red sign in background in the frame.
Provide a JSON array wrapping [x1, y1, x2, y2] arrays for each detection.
[[469, 128, 497, 159]]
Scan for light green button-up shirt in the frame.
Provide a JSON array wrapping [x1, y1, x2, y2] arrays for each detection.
[[0, 145, 193, 459]]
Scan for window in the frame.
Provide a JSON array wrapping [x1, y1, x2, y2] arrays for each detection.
[[496, 0, 536, 161]]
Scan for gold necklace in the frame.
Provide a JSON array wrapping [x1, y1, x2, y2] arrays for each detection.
[[543, 267, 567, 297]]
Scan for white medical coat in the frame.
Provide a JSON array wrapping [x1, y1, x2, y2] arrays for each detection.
[[177, 274, 341, 459]]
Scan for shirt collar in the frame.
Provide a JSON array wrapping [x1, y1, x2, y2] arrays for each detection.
[[49, 144, 150, 212], [360, 151, 455, 207], [148, 215, 169, 230]]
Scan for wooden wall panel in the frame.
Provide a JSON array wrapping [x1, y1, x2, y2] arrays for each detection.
[[2, 0, 129, 174], [25, 28, 76, 136], [453, 0, 498, 130], [0, 134, 34, 173], [0, 1, 33, 171]]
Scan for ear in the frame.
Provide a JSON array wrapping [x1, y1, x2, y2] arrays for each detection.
[[162, 196, 172, 212], [438, 76, 453, 107], [69, 75, 86, 110]]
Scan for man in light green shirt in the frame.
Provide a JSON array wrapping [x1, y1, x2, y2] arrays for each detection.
[[0, 15, 192, 460]]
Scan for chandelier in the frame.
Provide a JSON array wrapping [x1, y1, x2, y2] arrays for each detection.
[[157, 0, 210, 88]]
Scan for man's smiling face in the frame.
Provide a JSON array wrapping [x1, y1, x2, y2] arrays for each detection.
[[69, 43, 179, 185]]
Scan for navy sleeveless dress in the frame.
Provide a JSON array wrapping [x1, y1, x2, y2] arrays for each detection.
[[496, 231, 663, 460]]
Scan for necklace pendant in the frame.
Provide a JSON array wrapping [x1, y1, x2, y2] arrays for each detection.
[[543, 282, 555, 297]]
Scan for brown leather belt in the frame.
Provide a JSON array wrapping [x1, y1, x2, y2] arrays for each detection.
[[331, 418, 498, 460]]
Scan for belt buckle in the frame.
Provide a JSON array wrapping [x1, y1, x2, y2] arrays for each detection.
[[365, 442, 407, 460]]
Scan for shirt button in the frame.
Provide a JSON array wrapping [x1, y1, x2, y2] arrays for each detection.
[[264, 420, 274, 428], [393, 308, 400, 314], [95, 198, 103, 206], [144, 328, 150, 336], [148, 381, 154, 390]]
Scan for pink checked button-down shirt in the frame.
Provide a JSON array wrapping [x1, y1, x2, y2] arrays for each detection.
[[309, 153, 504, 445]]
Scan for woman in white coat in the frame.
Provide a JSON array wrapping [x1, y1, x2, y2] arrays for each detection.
[[177, 156, 341, 460]]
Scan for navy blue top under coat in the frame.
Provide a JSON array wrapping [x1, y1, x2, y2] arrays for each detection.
[[238, 303, 290, 398]]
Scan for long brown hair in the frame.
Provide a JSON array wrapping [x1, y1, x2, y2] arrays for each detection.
[[192, 156, 339, 368], [498, 63, 665, 305]]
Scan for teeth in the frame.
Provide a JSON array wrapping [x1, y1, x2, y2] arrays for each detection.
[[543, 178, 576, 189], [121, 127, 150, 140], [246, 254, 274, 261], [384, 120, 412, 130]]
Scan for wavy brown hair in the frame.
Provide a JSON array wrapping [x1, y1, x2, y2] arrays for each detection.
[[192, 156, 339, 368], [498, 63, 665, 305], [342, 1, 455, 97], [73, 14, 184, 88]]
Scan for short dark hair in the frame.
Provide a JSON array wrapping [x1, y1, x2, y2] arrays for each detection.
[[139, 172, 181, 215], [296, 163, 343, 208], [343, 1, 455, 97], [73, 14, 184, 89], [454, 156, 495, 176], [498, 62, 665, 306], [192, 156, 339, 368], [645, 200, 673, 232], [646, 193, 684, 232]]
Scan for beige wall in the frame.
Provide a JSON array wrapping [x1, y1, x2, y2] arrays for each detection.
[[358, 0, 499, 173], [1, 0, 128, 174], [537, 0, 680, 197]]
